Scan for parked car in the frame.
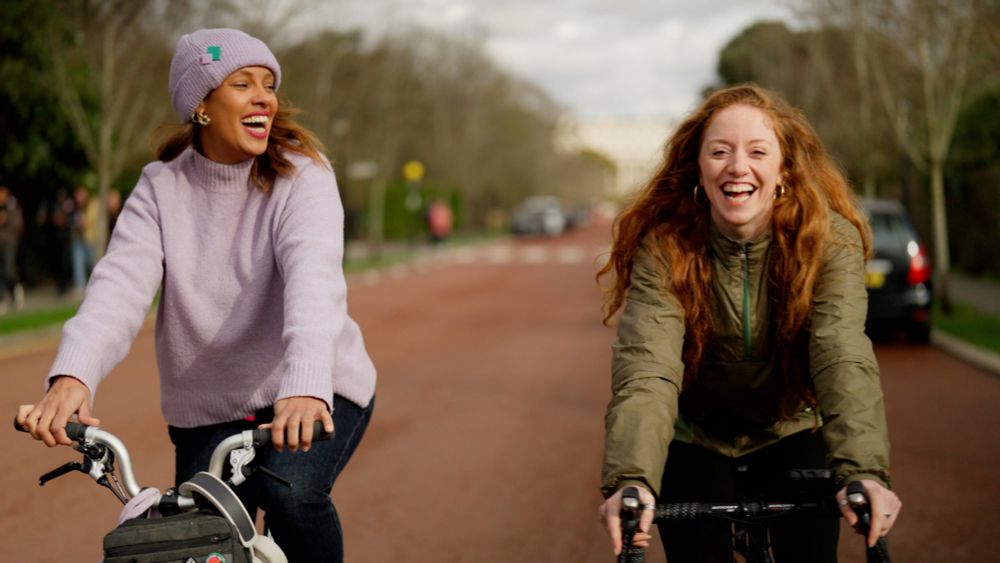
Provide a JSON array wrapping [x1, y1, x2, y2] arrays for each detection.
[[862, 198, 933, 343], [564, 204, 593, 231], [510, 196, 567, 237]]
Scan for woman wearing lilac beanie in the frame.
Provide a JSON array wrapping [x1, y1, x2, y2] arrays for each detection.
[[18, 28, 376, 562]]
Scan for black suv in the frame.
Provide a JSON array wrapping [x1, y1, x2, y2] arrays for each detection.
[[862, 198, 933, 343]]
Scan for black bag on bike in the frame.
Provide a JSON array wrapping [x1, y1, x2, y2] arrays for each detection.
[[102, 508, 251, 563]]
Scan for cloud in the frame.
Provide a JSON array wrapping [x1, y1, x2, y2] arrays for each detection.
[[306, 0, 795, 119]]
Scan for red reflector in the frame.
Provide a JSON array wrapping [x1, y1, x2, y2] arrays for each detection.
[[907, 244, 931, 285]]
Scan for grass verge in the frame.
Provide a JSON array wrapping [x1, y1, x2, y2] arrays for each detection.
[[0, 304, 79, 336], [933, 299, 1000, 355]]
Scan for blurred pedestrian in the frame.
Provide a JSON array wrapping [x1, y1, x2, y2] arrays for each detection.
[[596, 84, 900, 561], [69, 185, 98, 293], [427, 198, 453, 244], [0, 185, 25, 314], [105, 188, 123, 238], [37, 188, 75, 294], [18, 28, 376, 563]]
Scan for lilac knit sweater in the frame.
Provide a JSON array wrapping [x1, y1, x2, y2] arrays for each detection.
[[48, 147, 376, 427]]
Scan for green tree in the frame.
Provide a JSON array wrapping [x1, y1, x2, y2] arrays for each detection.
[[0, 0, 89, 282], [945, 87, 1000, 276]]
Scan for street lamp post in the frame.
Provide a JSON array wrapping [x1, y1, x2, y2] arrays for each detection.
[[403, 160, 425, 247], [347, 160, 382, 259]]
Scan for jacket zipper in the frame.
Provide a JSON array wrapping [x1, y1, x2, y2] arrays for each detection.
[[740, 243, 751, 358]]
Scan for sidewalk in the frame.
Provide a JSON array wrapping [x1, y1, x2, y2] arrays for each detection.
[[7, 285, 82, 316], [950, 273, 1000, 316]]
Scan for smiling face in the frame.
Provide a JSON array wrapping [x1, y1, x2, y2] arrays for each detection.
[[698, 104, 784, 241], [196, 66, 277, 164]]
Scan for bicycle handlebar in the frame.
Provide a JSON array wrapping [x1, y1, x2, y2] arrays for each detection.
[[207, 422, 333, 476], [617, 481, 891, 563], [15, 417, 334, 500]]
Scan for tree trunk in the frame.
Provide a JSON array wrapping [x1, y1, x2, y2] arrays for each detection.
[[930, 158, 952, 313]]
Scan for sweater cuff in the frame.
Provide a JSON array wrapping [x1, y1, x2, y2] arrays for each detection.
[[47, 343, 105, 398], [277, 361, 333, 411]]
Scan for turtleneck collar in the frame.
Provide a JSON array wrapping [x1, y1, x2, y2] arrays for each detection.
[[184, 147, 255, 193]]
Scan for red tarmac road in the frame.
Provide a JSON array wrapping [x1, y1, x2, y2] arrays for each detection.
[[2, 222, 998, 562]]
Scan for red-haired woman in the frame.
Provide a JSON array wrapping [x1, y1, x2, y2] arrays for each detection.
[[597, 83, 900, 562]]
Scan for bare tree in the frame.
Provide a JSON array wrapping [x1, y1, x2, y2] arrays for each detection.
[[862, 0, 993, 310], [804, 0, 998, 308], [45, 0, 179, 257]]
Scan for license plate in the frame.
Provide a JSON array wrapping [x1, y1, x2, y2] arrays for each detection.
[[865, 259, 892, 289], [865, 272, 885, 288]]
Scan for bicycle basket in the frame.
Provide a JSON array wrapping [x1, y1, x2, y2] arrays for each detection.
[[102, 508, 251, 563]]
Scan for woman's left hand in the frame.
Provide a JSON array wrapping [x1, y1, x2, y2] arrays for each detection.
[[835, 479, 902, 547], [261, 396, 334, 453]]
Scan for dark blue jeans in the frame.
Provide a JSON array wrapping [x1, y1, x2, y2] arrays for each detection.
[[168, 395, 374, 563]]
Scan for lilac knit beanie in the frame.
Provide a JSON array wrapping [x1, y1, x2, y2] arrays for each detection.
[[168, 28, 282, 123]]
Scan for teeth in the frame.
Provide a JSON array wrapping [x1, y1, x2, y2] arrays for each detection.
[[241, 115, 268, 125], [723, 184, 754, 194]]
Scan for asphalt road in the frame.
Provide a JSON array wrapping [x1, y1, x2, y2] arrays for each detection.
[[2, 222, 998, 562]]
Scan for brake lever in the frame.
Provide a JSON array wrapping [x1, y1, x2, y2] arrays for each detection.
[[38, 461, 85, 486], [241, 464, 293, 489]]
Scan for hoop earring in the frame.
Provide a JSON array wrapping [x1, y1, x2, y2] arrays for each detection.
[[191, 110, 211, 126], [693, 184, 703, 202], [775, 184, 786, 198]]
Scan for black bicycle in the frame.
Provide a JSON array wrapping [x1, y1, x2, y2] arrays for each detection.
[[617, 468, 891, 563]]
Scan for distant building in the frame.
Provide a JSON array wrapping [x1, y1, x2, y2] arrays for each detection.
[[556, 115, 675, 199]]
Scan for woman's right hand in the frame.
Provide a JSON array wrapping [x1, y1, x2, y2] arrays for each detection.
[[599, 485, 656, 556], [16, 376, 100, 447]]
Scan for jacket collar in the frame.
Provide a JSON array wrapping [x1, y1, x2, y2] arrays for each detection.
[[708, 221, 772, 270]]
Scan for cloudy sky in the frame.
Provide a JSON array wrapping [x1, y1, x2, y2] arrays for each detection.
[[305, 0, 798, 120]]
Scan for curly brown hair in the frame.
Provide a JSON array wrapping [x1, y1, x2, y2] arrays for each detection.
[[156, 99, 325, 192], [598, 83, 871, 403]]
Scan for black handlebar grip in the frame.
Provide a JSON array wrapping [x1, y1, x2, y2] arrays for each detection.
[[618, 487, 645, 563], [622, 546, 645, 563], [252, 421, 334, 447], [846, 481, 892, 563], [846, 481, 872, 532], [869, 539, 892, 563], [655, 502, 702, 522], [12, 417, 88, 442], [64, 421, 87, 441]]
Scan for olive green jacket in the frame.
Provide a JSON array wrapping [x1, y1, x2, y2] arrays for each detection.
[[601, 213, 891, 498]]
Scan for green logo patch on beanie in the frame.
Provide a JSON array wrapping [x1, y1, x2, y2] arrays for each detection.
[[200, 46, 221, 64]]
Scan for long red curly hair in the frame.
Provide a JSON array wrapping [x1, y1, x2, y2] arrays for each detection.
[[598, 83, 872, 404]]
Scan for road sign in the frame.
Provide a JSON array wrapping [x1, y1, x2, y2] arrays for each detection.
[[403, 160, 425, 183]]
